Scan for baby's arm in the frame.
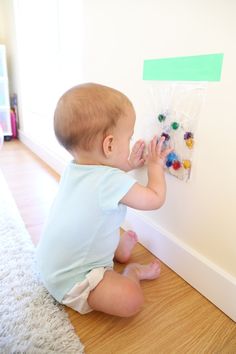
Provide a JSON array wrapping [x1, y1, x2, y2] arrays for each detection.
[[121, 136, 173, 210]]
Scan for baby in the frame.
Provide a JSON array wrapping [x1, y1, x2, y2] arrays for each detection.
[[36, 83, 172, 317]]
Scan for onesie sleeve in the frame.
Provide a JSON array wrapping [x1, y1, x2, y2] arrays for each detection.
[[99, 168, 136, 211]]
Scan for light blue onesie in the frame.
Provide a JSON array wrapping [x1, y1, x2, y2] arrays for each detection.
[[36, 161, 136, 302]]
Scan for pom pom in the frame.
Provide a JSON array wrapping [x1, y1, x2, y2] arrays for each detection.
[[158, 114, 166, 122], [172, 160, 182, 170], [171, 122, 179, 130]]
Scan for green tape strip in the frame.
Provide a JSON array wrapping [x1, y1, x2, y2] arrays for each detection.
[[143, 53, 224, 81]]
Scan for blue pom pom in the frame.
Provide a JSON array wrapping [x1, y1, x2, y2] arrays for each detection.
[[166, 160, 173, 168], [167, 152, 178, 162]]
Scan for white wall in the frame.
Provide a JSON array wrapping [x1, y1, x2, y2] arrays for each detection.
[[9, 0, 85, 163], [0, 0, 18, 94], [0, 1, 6, 42], [81, 0, 236, 278]]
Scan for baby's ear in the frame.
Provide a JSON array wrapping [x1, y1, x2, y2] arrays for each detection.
[[102, 135, 114, 157]]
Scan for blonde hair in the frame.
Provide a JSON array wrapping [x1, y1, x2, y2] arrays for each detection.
[[54, 83, 133, 151]]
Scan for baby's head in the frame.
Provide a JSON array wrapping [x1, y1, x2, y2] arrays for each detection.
[[54, 83, 135, 169]]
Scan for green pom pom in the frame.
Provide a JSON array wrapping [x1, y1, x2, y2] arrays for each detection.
[[158, 114, 166, 122], [171, 121, 179, 130]]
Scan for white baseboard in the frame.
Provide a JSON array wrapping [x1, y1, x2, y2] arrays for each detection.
[[123, 208, 236, 322], [18, 130, 66, 175]]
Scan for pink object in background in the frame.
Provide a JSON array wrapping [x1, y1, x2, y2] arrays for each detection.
[[0, 124, 4, 149], [10, 109, 17, 138]]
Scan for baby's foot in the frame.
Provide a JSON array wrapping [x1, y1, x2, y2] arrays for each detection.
[[125, 260, 161, 280], [115, 230, 138, 263]]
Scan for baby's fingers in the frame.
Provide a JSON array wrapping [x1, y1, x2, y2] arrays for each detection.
[[151, 135, 158, 152], [147, 136, 156, 159], [136, 141, 145, 158], [162, 145, 174, 159], [156, 136, 165, 155], [132, 139, 145, 154]]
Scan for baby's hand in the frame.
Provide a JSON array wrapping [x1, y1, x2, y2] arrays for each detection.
[[128, 139, 145, 170], [147, 135, 173, 167]]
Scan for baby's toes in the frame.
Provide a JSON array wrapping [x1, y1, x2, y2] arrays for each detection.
[[151, 260, 161, 276], [127, 230, 138, 242]]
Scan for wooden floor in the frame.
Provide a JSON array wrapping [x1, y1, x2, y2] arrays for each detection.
[[1, 139, 235, 353]]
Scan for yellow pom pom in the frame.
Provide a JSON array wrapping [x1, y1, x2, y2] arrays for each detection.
[[183, 159, 191, 169], [185, 138, 194, 149]]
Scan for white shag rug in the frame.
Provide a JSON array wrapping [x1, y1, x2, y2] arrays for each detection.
[[0, 170, 84, 354]]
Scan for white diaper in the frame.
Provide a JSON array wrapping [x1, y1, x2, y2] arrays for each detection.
[[62, 267, 112, 314]]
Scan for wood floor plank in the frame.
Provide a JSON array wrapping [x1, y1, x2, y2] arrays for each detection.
[[0, 139, 235, 353]]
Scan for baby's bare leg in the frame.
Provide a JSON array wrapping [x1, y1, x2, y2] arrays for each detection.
[[87, 260, 161, 317], [114, 230, 138, 263]]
